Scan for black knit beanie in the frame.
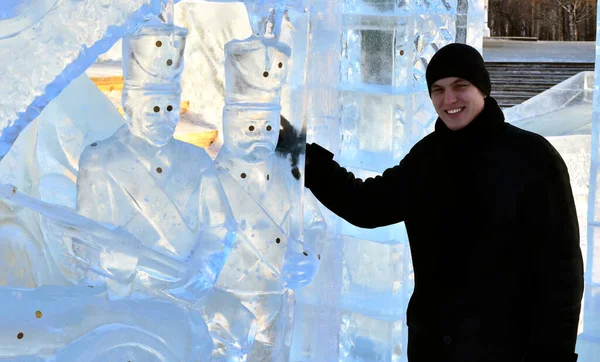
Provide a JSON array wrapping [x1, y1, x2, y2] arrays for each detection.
[[426, 43, 491, 97]]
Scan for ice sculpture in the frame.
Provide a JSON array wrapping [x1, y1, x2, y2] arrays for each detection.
[[207, 6, 324, 361], [207, 0, 304, 38], [173, 1, 250, 148], [74, 18, 260, 361], [505, 71, 594, 131], [0, 0, 493, 361], [0, 0, 165, 161], [73, 17, 239, 304], [0, 284, 213, 361], [0, 15, 248, 361]]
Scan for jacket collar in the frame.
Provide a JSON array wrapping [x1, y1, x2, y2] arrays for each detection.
[[434, 96, 506, 151]]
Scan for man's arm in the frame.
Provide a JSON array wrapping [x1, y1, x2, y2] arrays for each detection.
[[522, 146, 584, 362], [305, 143, 412, 228]]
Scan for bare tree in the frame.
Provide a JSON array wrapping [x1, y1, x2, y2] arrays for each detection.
[[489, 0, 597, 40], [489, 0, 528, 36], [539, 0, 596, 40]]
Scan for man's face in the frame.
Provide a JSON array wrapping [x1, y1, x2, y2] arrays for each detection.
[[430, 77, 486, 131], [125, 92, 180, 147]]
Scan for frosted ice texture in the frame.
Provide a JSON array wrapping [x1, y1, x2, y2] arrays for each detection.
[[212, 10, 324, 360], [342, 0, 459, 14], [506, 72, 593, 136], [0, 73, 126, 290], [0, 285, 212, 361], [174, 1, 251, 145], [505, 71, 594, 125], [0, 0, 164, 162], [203, 0, 306, 40]]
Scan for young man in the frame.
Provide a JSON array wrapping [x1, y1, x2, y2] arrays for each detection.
[[305, 43, 584, 362]]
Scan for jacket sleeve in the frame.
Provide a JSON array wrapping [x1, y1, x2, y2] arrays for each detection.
[[304, 143, 412, 229], [522, 147, 584, 362]]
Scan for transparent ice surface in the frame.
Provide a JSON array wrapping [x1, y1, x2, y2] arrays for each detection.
[[579, 3, 600, 360], [0, 73, 125, 289], [0, 0, 162, 161], [339, 310, 405, 362], [504, 71, 594, 129], [0, 284, 212, 361], [342, 0, 458, 15]]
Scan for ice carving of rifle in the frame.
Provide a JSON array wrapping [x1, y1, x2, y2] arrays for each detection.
[[0, 183, 187, 285]]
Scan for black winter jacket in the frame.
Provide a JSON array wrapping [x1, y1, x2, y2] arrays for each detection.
[[305, 96, 584, 362]]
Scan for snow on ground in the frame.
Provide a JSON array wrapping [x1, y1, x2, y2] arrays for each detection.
[[483, 38, 595, 63]]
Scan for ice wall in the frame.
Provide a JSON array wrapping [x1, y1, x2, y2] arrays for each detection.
[[504, 71, 594, 127], [0, 0, 164, 161], [289, 1, 344, 360], [579, 2, 600, 360]]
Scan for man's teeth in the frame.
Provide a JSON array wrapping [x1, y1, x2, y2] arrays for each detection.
[[447, 108, 463, 114]]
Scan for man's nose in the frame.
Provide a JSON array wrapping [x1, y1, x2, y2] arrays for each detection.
[[444, 90, 457, 104]]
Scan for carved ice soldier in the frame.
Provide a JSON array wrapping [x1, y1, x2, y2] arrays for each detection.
[[75, 21, 259, 361], [0, 19, 224, 362], [76, 22, 234, 299], [212, 10, 325, 361]]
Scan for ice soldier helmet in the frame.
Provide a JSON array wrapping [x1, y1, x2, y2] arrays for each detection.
[[121, 19, 188, 147]]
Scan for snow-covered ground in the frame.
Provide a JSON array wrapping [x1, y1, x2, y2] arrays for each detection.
[[482, 38, 595, 63]]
